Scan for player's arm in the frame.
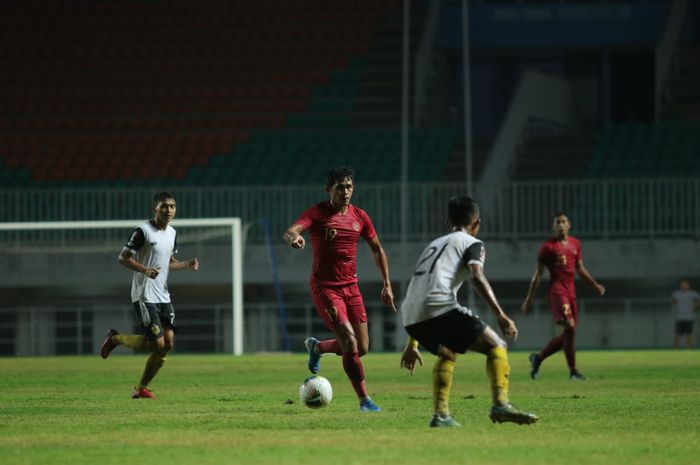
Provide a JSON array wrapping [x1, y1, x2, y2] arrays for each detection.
[[522, 263, 546, 314], [169, 255, 199, 272], [366, 235, 396, 311], [118, 249, 159, 279], [576, 259, 605, 296], [283, 224, 306, 249], [118, 227, 159, 279], [400, 337, 423, 375], [469, 263, 518, 340]]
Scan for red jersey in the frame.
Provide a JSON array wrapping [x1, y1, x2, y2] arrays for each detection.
[[294, 201, 377, 286], [537, 236, 581, 296]]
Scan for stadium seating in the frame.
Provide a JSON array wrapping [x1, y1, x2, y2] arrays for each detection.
[[0, 0, 458, 188], [587, 120, 700, 178]]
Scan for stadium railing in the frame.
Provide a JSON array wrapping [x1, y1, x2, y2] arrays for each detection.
[[1, 177, 699, 242]]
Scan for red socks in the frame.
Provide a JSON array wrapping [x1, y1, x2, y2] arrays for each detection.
[[539, 334, 563, 361], [342, 352, 367, 399], [562, 327, 577, 372], [318, 339, 342, 355]]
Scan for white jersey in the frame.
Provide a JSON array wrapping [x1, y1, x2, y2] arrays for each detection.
[[122, 220, 178, 303], [401, 230, 485, 326]]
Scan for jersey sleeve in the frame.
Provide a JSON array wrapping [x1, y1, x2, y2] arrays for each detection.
[[537, 242, 551, 265], [462, 241, 485, 267], [293, 206, 316, 231], [123, 227, 145, 254], [359, 209, 377, 241], [173, 230, 178, 255]]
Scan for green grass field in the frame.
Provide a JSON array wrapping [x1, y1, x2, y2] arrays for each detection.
[[1, 351, 698, 465]]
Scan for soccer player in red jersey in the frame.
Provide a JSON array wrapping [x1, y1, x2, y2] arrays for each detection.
[[521, 212, 605, 380], [284, 166, 396, 412]]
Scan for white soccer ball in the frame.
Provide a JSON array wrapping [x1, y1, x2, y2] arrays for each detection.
[[299, 375, 333, 409]]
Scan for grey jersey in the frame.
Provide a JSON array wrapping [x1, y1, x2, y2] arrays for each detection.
[[672, 289, 700, 321], [401, 230, 485, 326], [123, 221, 177, 303]]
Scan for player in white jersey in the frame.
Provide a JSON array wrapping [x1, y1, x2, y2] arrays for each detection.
[[400, 195, 538, 427], [100, 192, 199, 399]]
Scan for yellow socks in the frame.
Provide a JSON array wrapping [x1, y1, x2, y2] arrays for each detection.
[[138, 352, 167, 389], [486, 346, 510, 405], [432, 358, 455, 417], [113, 334, 147, 351]]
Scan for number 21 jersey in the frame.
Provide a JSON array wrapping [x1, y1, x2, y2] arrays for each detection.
[[401, 230, 485, 326]]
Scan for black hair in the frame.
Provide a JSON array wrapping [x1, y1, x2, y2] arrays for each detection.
[[153, 192, 175, 207], [326, 166, 355, 188], [552, 211, 568, 222], [448, 195, 479, 227]]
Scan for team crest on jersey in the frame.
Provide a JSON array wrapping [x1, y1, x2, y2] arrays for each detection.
[[150, 324, 161, 336], [352, 222, 360, 231]]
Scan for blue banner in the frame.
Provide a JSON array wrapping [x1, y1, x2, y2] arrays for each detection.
[[439, 1, 670, 48]]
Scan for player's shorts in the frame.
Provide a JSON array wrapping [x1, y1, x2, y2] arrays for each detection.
[[310, 282, 367, 330], [548, 292, 578, 326], [675, 320, 694, 335], [405, 308, 487, 356], [133, 301, 176, 341]]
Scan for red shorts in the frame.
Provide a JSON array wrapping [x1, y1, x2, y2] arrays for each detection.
[[548, 292, 578, 327], [310, 282, 367, 330]]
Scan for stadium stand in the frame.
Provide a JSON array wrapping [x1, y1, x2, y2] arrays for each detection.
[[0, 0, 462, 188]]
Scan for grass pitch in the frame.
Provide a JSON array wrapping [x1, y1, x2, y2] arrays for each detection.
[[1, 350, 698, 465]]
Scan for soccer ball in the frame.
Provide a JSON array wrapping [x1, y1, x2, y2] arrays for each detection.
[[299, 375, 333, 409]]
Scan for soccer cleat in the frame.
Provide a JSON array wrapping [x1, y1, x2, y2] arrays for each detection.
[[304, 337, 322, 374], [528, 353, 541, 380], [131, 387, 157, 399], [359, 397, 382, 412], [489, 403, 538, 425], [429, 415, 462, 428], [100, 329, 119, 359], [569, 371, 587, 381]]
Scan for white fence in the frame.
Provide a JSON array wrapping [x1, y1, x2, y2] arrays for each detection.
[[0, 297, 681, 356], [1, 178, 699, 242]]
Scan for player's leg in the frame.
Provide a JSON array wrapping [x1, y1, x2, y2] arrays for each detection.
[[304, 286, 343, 373], [674, 321, 683, 349], [101, 303, 151, 358], [686, 322, 694, 349], [133, 328, 173, 399], [429, 345, 460, 427], [468, 327, 510, 406], [132, 303, 174, 399], [469, 327, 538, 425], [333, 321, 379, 411], [531, 293, 569, 379], [342, 286, 381, 411], [562, 299, 585, 380]]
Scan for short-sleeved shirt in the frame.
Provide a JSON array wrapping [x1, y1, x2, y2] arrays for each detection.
[[293, 201, 377, 287], [122, 220, 177, 303], [401, 230, 485, 326], [671, 289, 700, 321], [538, 236, 581, 297]]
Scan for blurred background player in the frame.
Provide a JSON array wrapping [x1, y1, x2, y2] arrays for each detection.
[[671, 279, 700, 349], [100, 192, 199, 399], [283, 166, 396, 412], [399, 195, 538, 427], [522, 212, 605, 381]]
